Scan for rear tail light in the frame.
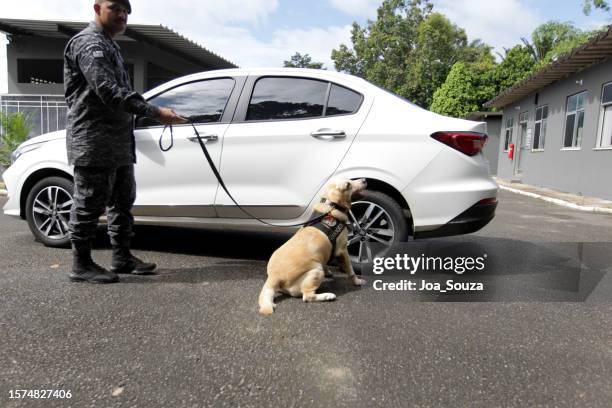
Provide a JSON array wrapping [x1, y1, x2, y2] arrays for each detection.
[[431, 131, 488, 156]]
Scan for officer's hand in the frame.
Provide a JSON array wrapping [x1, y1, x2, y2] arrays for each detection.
[[157, 107, 187, 125]]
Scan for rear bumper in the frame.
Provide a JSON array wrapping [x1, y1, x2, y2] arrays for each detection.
[[414, 200, 497, 239]]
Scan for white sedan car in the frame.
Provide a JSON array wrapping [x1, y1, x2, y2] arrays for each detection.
[[2, 68, 497, 267]]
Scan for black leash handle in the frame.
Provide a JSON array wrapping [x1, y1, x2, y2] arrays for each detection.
[[160, 119, 330, 228], [158, 125, 173, 152]]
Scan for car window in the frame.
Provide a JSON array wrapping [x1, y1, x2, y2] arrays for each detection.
[[325, 84, 363, 116], [137, 78, 235, 127], [246, 77, 328, 121]]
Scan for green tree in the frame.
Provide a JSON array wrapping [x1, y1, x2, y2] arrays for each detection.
[[491, 45, 536, 92], [332, 0, 433, 101], [583, 0, 610, 15], [403, 13, 493, 108], [538, 31, 596, 65], [424, 13, 608, 118], [431, 44, 538, 118], [430, 60, 496, 118], [521, 21, 583, 63], [0, 112, 32, 167], [283, 52, 325, 69], [331, 0, 493, 108]]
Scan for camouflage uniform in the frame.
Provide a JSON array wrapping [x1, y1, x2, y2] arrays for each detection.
[[64, 21, 159, 247]]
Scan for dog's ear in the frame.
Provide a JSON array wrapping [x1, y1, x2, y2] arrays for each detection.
[[339, 180, 351, 192]]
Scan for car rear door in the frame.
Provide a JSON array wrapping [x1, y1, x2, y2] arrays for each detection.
[[215, 75, 370, 219], [132, 77, 243, 218]]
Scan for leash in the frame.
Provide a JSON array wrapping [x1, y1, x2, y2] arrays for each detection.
[[158, 119, 339, 228]]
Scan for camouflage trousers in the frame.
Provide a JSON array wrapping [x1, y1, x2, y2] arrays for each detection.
[[69, 165, 136, 248]]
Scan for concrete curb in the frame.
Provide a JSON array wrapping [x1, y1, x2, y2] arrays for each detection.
[[498, 185, 612, 215]]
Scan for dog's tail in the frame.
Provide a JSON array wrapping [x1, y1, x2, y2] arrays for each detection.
[[258, 279, 277, 316]]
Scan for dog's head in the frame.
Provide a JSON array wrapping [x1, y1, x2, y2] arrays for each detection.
[[322, 178, 367, 212]]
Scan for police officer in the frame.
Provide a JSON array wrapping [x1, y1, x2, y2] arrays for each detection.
[[64, 0, 185, 283]]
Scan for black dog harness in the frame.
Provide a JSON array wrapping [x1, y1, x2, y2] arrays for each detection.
[[304, 200, 349, 258]]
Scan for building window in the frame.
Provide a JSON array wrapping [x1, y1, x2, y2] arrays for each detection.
[[533, 105, 548, 150], [597, 82, 612, 148], [17, 59, 64, 84], [563, 91, 587, 149], [518, 111, 528, 150], [504, 116, 514, 151]]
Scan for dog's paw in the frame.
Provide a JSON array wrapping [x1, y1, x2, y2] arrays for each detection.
[[259, 305, 274, 315], [320, 292, 337, 301], [352, 277, 366, 286]]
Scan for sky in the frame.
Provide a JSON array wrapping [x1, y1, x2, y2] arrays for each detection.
[[0, 0, 611, 93]]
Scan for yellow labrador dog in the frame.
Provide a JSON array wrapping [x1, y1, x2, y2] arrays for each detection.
[[259, 178, 367, 315]]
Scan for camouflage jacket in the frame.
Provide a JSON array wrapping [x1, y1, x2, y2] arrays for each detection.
[[64, 22, 160, 167]]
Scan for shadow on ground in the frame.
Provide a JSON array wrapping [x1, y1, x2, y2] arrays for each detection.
[[92, 225, 292, 261]]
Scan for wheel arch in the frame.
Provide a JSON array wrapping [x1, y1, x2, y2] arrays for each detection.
[[20, 168, 73, 219], [362, 178, 414, 235]]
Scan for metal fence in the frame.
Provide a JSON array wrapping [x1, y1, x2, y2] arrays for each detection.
[[0, 94, 67, 139]]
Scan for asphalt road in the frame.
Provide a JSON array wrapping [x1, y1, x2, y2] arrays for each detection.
[[1, 190, 612, 408]]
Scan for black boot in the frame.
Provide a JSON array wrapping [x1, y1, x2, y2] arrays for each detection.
[[110, 246, 157, 275], [69, 243, 119, 284]]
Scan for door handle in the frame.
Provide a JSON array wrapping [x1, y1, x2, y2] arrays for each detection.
[[310, 129, 347, 140], [187, 134, 218, 143]]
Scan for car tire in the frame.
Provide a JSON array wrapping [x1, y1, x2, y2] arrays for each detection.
[[347, 190, 409, 273], [25, 176, 74, 248]]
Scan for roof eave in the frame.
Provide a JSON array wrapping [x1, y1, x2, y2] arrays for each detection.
[[484, 24, 612, 109]]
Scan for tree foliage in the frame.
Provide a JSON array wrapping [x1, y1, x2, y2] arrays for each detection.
[[430, 45, 534, 118], [331, 0, 493, 108], [430, 61, 496, 118], [283, 52, 325, 69], [492, 45, 537, 91], [583, 0, 610, 15], [332, 1, 609, 118], [431, 18, 601, 118], [0, 112, 32, 167], [521, 21, 583, 62]]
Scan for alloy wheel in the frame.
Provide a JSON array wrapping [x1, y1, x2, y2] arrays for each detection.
[[31, 186, 73, 241], [347, 200, 395, 264]]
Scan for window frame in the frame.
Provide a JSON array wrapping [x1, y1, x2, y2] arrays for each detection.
[[136, 76, 241, 129], [532, 105, 548, 151], [518, 111, 529, 150], [240, 75, 364, 123], [595, 81, 612, 149], [562, 91, 587, 150], [503, 115, 514, 152]]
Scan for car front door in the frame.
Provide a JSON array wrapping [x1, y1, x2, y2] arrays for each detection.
[[132, 77, 241, 218], [216, 76, 370, 219]]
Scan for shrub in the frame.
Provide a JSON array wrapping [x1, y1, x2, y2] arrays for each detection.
[[0, 112, 32, 167]]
